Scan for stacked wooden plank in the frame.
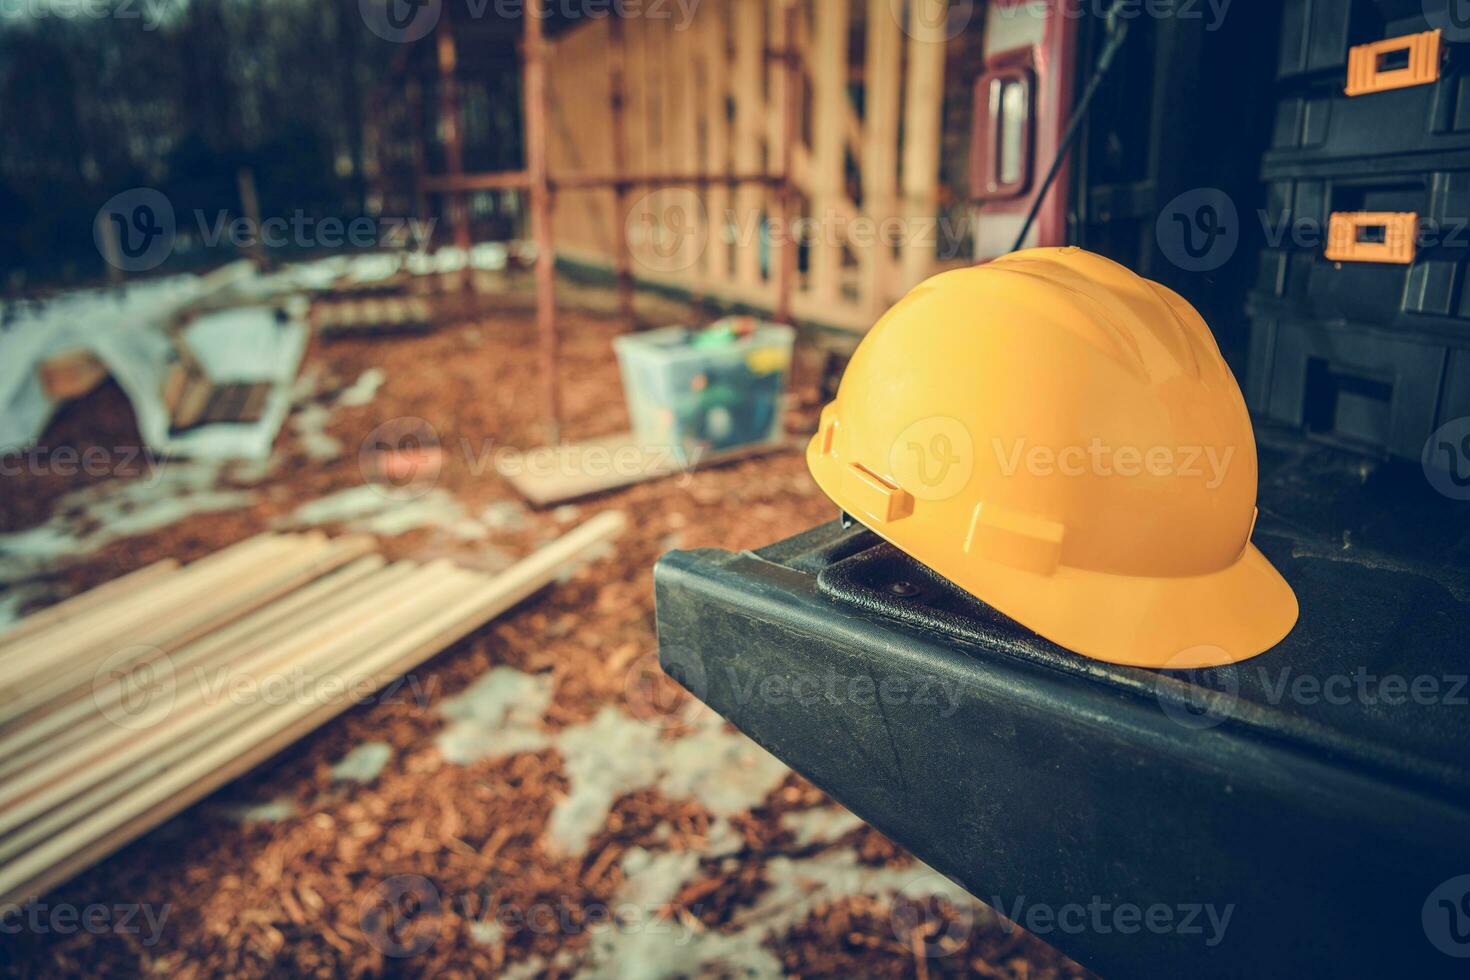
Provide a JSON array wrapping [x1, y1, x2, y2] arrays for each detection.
[[312, 296, 433, 339], [0, 513, 625, 905]]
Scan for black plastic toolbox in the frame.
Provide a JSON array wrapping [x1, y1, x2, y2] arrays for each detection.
[[1244, 310, 1462, 456], [1256, 168, 1470, 331], [1268, 1, 1468, 173], [1246, 1, 1470, 460]]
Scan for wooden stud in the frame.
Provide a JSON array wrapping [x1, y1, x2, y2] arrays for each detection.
[[862, 0, 903, 315], [702, 4, 732, 286], [810, 0, 851, 303], [608, 14, 636, 324], [525, 0, 560, 441], [732, 0, 766, 290], [900, 0, 948, 292]]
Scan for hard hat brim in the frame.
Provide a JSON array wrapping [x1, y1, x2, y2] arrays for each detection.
[[934, 538, 1300, 669], [828, 503, 1298, 670]]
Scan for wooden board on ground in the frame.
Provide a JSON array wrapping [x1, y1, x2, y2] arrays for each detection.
[[496, 432, 796, 507], [0, 515, 625, 905]]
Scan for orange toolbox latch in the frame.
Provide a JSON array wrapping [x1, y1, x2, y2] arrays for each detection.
[[1344, 29, 1443, 96], [1324, 212, 1419, 265]]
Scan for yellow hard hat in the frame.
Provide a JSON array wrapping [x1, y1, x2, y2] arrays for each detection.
[[807, 247, 1298, 669]]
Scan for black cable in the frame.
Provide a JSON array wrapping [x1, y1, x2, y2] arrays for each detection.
[[1010, 2, 1129, 253]]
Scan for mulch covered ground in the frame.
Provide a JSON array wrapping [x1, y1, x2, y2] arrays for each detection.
[[1, 280, 1095, 978]]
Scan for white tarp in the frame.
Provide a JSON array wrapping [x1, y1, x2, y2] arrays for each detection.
[[0, 262, 307, 461]]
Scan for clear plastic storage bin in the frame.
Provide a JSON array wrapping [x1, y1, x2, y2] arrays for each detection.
[[614, 317, 794, 461]]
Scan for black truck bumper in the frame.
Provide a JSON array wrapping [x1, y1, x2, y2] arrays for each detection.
[[653, 429, 1470, 978]]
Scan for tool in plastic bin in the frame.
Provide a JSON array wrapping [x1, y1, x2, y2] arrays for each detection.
[[1344, 29, 1442, 97], [1324, 211, 1418, 265]]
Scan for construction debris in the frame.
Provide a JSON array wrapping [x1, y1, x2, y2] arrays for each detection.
[[0, 269, 306, 461], [0, 514, 626, 906]]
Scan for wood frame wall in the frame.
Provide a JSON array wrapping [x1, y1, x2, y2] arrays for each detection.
[[546, 0, 951, 333], [373, 0, 952, 436]]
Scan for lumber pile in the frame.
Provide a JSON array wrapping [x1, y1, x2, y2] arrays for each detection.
[[312, 296, 433, 338], [0, 514, 625, 905]]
